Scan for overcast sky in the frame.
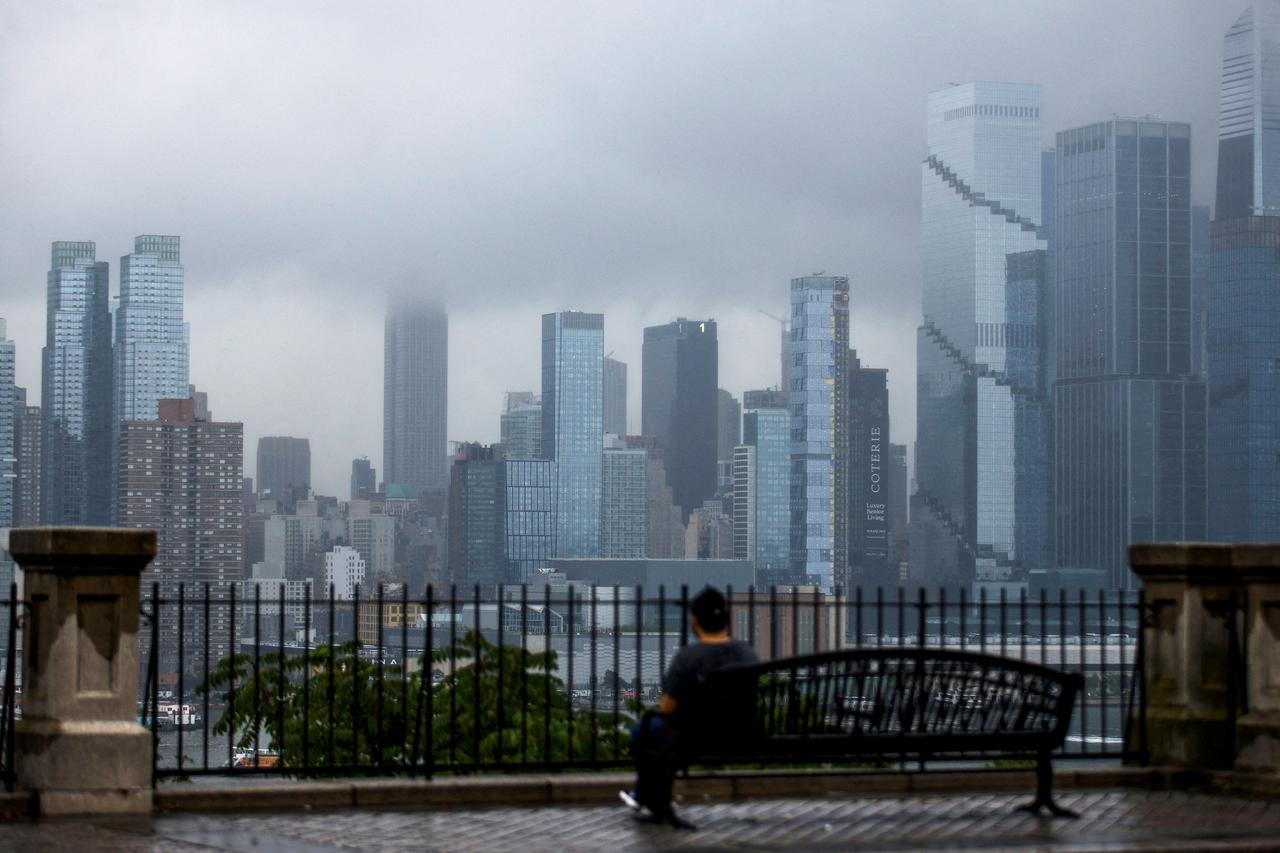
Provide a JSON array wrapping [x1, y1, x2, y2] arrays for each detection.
[[0, 1, 1238, 495]]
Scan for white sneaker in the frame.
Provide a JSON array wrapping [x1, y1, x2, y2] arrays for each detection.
[[619, 789, 643, 813]]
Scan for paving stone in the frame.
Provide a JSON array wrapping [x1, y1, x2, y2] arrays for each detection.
[[5, 789, 1280, 851]]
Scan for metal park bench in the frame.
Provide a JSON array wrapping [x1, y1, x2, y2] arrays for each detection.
[[651, 647, 1083, 817]]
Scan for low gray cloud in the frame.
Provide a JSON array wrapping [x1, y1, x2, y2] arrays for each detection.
[[0, 0, 1234, 493]]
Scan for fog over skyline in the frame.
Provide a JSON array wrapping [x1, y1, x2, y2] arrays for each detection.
[[0, 1, 1234, 495]]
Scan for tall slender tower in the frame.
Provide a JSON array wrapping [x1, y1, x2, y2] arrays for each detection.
[[912, 82, 1049, 591], [603, 356, 627, 436], [114, 235, 189, 423], [384, 299, 448, 513], [542, 311, 603, 558], [1216, 5, 1280, 219], [789, 275, 849, 592], [1210, 5, 1280, 542], [42, 241, 113, 524], [641, 318, 718, 521]]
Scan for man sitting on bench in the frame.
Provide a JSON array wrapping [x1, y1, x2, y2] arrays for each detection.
[[620, 586, 758, 828]]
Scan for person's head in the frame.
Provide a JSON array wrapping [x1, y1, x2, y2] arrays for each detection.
[[690, 586, 729, 637]]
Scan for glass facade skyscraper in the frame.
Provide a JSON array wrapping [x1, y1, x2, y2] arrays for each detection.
[[603, 357, 627, 437], [913, 82, 1049, 591], [641, 318, 718, 521], [739, 402, 790, 583], [789, 275, 849, 592], [115, 235, 189, 424], [1209, 8, 1280, 544], [0, 322, 14, 531], [42, 240, 113, 524], [1217, 5, 1280, 219], [602, 437, 648, 558], [384, 299, 448, 510], [542, 311, 604, 558], [504, 457, 555, 581], [1055, 119, 1205, 589]]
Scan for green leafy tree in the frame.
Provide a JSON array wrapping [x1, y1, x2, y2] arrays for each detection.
[[201, 631, 630, 771]]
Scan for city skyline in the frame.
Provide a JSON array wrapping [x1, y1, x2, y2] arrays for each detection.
[[0, 2, 1238, 497]]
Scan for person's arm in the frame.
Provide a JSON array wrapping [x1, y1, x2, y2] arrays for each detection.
[[657, 693, 677, 714]]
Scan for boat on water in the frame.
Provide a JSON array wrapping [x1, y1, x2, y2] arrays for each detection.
[[137, 701, 203, 729], [226, 747, 281, 768]]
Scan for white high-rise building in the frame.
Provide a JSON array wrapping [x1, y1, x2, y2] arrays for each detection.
[[324, 545, 366, 600], [114, 235, 189, 423]]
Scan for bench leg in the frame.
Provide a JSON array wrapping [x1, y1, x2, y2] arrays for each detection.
[[1016, 753, 1078, 818]]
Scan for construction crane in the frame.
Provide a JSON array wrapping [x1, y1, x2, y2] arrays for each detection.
[[758, 309, 790, 394]]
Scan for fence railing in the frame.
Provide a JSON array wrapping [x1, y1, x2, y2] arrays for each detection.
[[135, 582, 1146, 781]]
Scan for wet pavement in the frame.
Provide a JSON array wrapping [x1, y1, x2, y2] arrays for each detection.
[[4, 789, 1280, 851]]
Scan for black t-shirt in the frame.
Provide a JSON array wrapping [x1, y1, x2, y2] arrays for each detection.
[[661, 640, 759, 707]]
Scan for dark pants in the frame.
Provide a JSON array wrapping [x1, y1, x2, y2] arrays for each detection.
[[630, 712, 681, 814]]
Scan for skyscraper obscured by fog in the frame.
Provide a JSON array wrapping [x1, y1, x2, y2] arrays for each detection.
[[384, 299, 448, 511], [500, 392, 542, 459], [913, 83, 1049, 591], [256, 436, 311, 502], [642, 319, 717, 521], [790, 275, 849, 592], [542, 311, 604, 558], [603, 356, 627, 437], [351, 457, 376, 501], [42, 241, 113, 524], [0, 323, 14, 531], [1056, 118, 1204, 589], [1210, 6, 1280, 542]]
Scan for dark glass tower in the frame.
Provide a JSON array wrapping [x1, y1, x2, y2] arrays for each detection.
[[847, 351, 892, 589], [641, 318, 718, 521], [1055, 119, 1206, 589]]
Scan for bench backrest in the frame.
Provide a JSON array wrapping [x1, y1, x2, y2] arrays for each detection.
[[701, 648, 1081, 747]]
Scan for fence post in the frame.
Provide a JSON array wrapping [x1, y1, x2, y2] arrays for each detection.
[[10, 527, 156, 815], [1230, 545, 1280, 772], [1128, 543, 1236, 770]]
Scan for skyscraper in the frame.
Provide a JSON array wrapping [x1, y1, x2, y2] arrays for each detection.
[[602, 435, 647, 558], [384, 299, 448, 510], [114, 236, 189, 424], [504, 457, 555, 582], [448, 443, 507, 589], [500, 392, 542, 459], [1216, 5, 1280, 219], [603, 356, 627, 437], [42, 241, 113, 524], [0, 323, 14, 531], [641, 318, 718, 521], [1056, 118, 1204, 588], [13, 387, 41, 528], [542, 311, 604, 558], [1209, 9, 1280, 543], [351, 457, 376, 501], [717, 389, 741, 463], [734, 396, 790, 583], [118, 395, 243, 670], [790, 275, 849, 592], [256, 436, 312, 502], [847, 351, 892, 589], [913, 82, 1049, 591]]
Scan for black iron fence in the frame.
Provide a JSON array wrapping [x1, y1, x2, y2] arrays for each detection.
[[137, 582, 1146, 781]]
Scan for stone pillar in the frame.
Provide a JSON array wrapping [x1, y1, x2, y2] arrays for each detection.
[[11, 527, 156, 816], [1129, 543, 1238, 770], [1231, 545, 1280, 772]]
